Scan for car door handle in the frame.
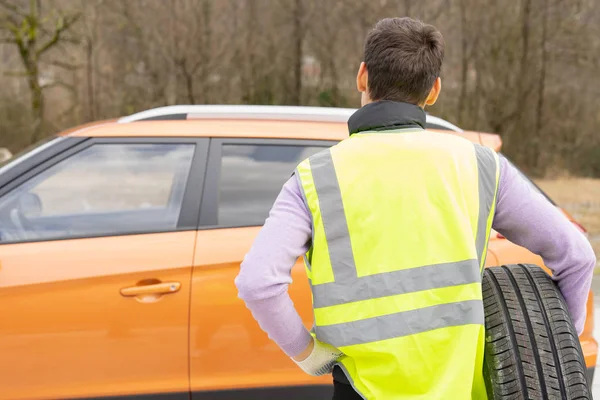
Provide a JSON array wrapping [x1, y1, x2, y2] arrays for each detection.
[[120, 282, 181, 297]]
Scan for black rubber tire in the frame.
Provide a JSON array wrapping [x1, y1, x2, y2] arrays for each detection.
[[482, 264, 591, 400]]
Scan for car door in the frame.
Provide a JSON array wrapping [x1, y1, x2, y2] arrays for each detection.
[[189, 138, 336, 399], [0, 137, 208, 400]]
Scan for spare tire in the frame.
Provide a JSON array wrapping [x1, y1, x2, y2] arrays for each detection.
[[482, 264, 591, 399]]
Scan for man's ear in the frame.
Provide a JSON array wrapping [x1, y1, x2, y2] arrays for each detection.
[[356, 62, 368, 93], [424, 77, 441, 106]]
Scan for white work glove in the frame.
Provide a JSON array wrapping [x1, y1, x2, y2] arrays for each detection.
[[292, 339, 344, 376]]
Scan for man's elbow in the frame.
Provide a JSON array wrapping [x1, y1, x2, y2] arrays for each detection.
[[583, 245, 597, 272], [236, 272, 291, 306], [234, 271, 256, 302], [586, 250, 598, 273], [573, 238, 597, 275]]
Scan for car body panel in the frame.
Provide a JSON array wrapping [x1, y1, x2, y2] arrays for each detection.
[[479, 132, 503, 152], [0, 232, 194, 399], [60, 119, 487, 144], [189, 228, 331, 394], [0, 232, 194, 398], [64, 120, 349, 141]]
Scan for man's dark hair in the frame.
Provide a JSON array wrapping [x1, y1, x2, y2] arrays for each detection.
[[364, 17, 445, 105]]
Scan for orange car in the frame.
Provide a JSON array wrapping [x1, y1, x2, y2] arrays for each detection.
[[0, 105, 596, 399]]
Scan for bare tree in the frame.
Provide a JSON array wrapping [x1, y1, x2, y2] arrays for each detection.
[[0, 0, 80, 143], [291, 0, 304, 105], [0, 0, 598, 177], [457, 0, 471, 125], [535, 0, 549, 142]]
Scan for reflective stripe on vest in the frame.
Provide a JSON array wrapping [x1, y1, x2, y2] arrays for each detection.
[[474, 144, 498, 270], [295, 131, 499, 399]]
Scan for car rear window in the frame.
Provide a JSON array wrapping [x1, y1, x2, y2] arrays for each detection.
[[217, 144, 326, 227]]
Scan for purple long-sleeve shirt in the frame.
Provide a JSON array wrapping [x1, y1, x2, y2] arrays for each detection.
[[235, 156, 596, 357]]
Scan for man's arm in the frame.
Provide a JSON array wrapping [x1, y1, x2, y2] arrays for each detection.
[[234, 176, 314, 358], [235, 176, 347, 375], [492, 156, 596, 334]]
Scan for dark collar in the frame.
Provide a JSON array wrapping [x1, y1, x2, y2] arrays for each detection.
[[347, 101, 426, 135]]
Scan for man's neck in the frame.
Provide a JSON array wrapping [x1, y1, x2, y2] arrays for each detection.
[[348, 101, 427, 135]]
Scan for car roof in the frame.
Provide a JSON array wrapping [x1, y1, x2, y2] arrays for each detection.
[[60, 105, 498, 149], [115, 104, 463, 131]]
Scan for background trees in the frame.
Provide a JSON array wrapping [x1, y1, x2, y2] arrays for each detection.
[[1, 0, 598, 177]]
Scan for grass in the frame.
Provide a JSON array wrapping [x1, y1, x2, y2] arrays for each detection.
[[535, 178, 600, 265]]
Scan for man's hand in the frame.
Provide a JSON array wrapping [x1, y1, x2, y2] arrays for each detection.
[[292, 337, 344, 376]]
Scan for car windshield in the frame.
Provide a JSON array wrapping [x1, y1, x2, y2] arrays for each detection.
[[0, 136, 62, 175]]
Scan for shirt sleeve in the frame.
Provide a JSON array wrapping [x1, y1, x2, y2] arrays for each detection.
[[492, 156, 596, 334], [234, 175, 313, 357]]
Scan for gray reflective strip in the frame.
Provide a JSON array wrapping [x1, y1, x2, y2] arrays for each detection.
[[316, 299, 484, 348], [474, 146, 498, 267], [312, 259, 480, 308], [309, 150, 357, 282], [294, 169, 313, 272]]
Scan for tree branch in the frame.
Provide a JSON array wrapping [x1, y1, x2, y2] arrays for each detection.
[[60, 36, 80, 44], [428, 0, 451, 22], [36, 13, 81, 56], [42, 79, 77, 92], [1, 15, 21, 35], [43, 59, 82, 70], [0, 0, 27, 18], [189, 59, 203, 75], [3, 70, 30, 77]]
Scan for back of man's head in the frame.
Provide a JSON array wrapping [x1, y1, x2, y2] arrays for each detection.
[[364, 17, 445, 105]]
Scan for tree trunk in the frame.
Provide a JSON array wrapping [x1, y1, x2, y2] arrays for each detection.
[[291, 0, 303, 105], [405, 0, 412, 15], [515, 0, 532, 167], [86, 38, 96, 121], [28, 68, 44, 144], [517, 0, 531, 113], [328, 54, 339, 106], [30, 0, 43, 143], [183, 64, 196, 104], [457, 0, 469, 125], [199, 0, 212, 104], [535, 0, 549, 171], [473, 61, 482, 128], [244, 0, 257, 103]]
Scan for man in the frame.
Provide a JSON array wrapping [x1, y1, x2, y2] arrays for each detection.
[[235, 17, 596, 399]]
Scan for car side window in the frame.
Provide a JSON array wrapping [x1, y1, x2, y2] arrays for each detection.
[[0, 143, 195, 242], [218, 144, 326, 227]]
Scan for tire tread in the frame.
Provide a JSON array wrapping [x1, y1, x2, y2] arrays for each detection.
[[483, 264, 591, 400]]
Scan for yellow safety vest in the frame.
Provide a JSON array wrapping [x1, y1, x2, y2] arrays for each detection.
[[295, 129, 500, 399]]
